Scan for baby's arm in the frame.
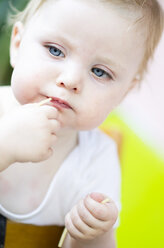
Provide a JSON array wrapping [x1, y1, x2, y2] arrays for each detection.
[[63, 192, 118, 248], [0, 102, 60, 171]]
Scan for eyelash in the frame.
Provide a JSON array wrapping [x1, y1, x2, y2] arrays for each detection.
[[47, 45, 113, 81], [91, 68, 113, 80]]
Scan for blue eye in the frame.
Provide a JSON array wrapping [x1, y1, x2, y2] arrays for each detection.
[[92, 68, 112, 79], [92, 68, 104, 77], [49, 46, 64, 57]]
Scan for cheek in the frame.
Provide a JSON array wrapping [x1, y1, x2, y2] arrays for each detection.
[[77, 98, 112, 130], [77, 108, 109, 130], [11, 64, 40, 104], [78, 87, 128, 130]]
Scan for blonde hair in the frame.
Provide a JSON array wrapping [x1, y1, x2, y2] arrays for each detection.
[[8, 0, 164, 81]]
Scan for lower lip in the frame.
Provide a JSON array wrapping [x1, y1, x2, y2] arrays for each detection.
[[50, 100, 71, 110]]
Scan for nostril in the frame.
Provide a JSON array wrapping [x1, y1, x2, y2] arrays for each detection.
[[73, 87, 78, 92], [56, 81, 79, 92]]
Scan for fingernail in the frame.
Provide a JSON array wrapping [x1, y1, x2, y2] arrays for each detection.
[[101, 198, 111, 204]]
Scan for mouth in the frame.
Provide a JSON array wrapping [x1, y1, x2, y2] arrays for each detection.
[[47, 96, 72, 110]]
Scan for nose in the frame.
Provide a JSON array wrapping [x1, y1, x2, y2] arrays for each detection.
[[56, 65, 83, 93], [56, 81, 79, 93]]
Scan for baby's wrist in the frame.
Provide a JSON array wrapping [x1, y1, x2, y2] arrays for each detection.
[[79, 228, 115, 248], [69, 229, 114, 248], [73, 226, 113, 245]]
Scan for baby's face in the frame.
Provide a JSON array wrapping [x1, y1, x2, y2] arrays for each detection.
[[10, 0, 145, 130]]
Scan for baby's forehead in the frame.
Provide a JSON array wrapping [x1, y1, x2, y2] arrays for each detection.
[[34, 0, 144, 31], [28, 0, 146, 52], [20, 0, 145, 41], [34, 0, 143, 21], [24, 0, 146, 55], [26, 0, 145, 72]]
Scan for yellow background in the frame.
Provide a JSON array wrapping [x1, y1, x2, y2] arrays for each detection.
[[100, 112, 164, 248]]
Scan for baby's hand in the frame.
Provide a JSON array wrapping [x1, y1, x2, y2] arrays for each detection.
[[65, 192, 118, 243], [0, 102, 60, 165]]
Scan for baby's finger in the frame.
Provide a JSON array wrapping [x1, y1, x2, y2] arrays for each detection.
[[84, 195, 115, 221], [49, 119, 61, 133], [69, 205, 96, 237], [77, 199, 107, 229], [78, 199, 114, 232], [40, 105, 59, 119], [65, 213, 85, 241], [90, 192, 110, 203]]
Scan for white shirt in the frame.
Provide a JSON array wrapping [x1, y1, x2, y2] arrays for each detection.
[[0, 129, 121, 228]]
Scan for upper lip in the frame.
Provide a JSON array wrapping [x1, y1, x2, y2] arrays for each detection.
[[47, 96, 72, 109]]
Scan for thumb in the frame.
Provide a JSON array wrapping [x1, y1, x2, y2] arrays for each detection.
[[90, 192, 108, 203]]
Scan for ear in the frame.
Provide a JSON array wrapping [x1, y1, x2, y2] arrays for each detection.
[[10, 21, 24, 68]]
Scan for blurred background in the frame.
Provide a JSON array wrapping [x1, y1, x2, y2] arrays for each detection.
[[0, 0, 28, 85], [0, 0, 164, 248]]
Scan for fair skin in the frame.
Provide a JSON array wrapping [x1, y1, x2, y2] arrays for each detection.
[[0, 0, 146, 247]]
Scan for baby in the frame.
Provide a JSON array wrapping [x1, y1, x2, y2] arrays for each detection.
[[0, 0, 163, 247]]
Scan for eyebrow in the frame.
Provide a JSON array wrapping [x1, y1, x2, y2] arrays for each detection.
[[97, 57, 126, 73], [52, 34, 75, 51]]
